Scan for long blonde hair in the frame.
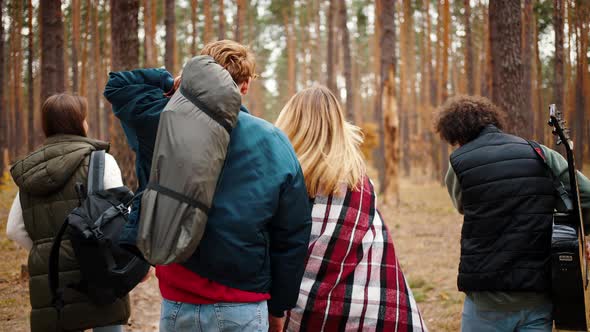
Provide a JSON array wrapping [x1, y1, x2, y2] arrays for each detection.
[[275, 85, 366, 197]]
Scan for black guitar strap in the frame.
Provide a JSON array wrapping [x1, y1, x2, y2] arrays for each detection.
[[527, 140, 573, 212]]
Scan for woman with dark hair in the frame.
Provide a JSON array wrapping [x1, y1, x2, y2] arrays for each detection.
[[436, 95, 590, 331], [6, 93, 130, 332]]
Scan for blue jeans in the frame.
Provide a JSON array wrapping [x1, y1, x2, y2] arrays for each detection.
[[159, 299, 269, 332], [461, 297, 552, 332]]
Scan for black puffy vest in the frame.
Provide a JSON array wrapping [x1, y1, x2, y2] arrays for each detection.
[[450, 125, 556, 292]]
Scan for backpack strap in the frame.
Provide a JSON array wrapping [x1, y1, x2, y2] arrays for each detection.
[[48, 218, 69, 311], [88, 150, 106, 194], [527, 140, 573, 211]]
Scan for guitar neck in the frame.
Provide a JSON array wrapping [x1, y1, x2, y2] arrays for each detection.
[[565, 142, 585, 233]]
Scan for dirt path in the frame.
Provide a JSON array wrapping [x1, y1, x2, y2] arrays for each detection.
[[0, 179, 464, 331], [384, 180, 464, 331], [126, 276, 161, 331]]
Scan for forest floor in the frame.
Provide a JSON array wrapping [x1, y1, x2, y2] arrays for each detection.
[[0, 177, 464, 332]]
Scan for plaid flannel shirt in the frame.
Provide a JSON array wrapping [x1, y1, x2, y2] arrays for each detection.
[[285, 177, 427, 332]]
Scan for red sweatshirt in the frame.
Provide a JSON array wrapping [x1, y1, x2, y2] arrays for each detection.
[[156, 264, 270, 304]]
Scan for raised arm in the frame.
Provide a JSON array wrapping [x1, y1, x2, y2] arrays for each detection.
[[103, 68, 175, 126]]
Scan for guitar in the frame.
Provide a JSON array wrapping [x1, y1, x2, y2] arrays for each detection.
[[549, 104, 590, 331]]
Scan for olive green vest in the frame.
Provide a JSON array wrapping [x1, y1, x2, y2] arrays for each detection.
[[10, 135, 130, 332]]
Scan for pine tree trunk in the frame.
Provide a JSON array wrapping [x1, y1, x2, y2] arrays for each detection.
[[433, 1, 441, 107], [438, 0, 449, 104], [553, 0, 565, 116], [326, 0, 336, 92], [338, 0, 354, 122], [218, 0, 225, 40], [165, 0, 176, 73], [422, 0, 431, 107], [63, 10, 70, 91], [464, 0, 474, 95], [203, 0, 213, 43], [100, 0, 111, 140], [283, 8, 296, 98], [352, 58, 362, 124], [235, 0, 246, 43], [110, 0, 139, 189], [522, 0, 534, 135], [27, 0, 34, 151], [7, 26, 14, 159], [422, 0, 435, 177], [72, 0, 81, 93], [12, 0, 26, 155], [380, 0, 399, 200], [473, 3, 482, 96], [481, 4, 492, 98], [0, 0, 5, 176], [565, 0, 574, 126], [151, 0, 157, 62], [440, 0, 451, 183], [145, 0, 156, 67], [584, 5, 590, 157], [313, 0, 322, 83], [399, 0, 408, 176], [81, 0, 90, 97], [372, 0, 385, 188], [301, 5, 311, 87], [189, 0, 198, 54], [489, 0, 529, 137], [574, 3, 589, 165], [41, 0, 65, 103], [533, 18, 544, 144], [91, 0, 101, 139]]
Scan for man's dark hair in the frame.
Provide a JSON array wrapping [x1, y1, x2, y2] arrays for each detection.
[[434, 95, 507, 146]]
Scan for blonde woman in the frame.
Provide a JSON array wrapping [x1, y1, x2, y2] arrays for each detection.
[[276, 85, 427, 332]]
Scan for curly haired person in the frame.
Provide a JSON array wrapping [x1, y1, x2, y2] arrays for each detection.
[[436, 95, 590, 332]]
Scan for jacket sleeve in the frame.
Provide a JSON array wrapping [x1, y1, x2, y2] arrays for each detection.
[[445, 163, 464, 215], [103, 153, 124, 190], [267, 153, 312, 317], [6, 193, 33, 251], [542, 145, 590, 233], [103, 68, 174, 126]]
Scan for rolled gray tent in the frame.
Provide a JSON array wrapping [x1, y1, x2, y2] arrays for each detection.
[[137, 56, 241, 265]]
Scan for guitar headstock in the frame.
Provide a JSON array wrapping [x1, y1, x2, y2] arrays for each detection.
[[548, 104, 572, 151]]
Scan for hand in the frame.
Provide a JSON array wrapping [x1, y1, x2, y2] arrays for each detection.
[[164, 76, 181, 98], [268, 314, 285, 332], [140, 267, 153, 283], [586, 242, 590, 261]]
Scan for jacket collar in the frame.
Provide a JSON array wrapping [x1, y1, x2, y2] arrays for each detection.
[[44, 134, 110, 151], [479, 124, 502, 137], [240, 105, 250, 114]]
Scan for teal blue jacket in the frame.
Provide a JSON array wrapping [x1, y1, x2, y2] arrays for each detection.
[[104, 68, 312, 317]]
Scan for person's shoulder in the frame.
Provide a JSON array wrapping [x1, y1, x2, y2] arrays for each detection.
[[237, 112, 300, 167], [237, 112, 291, 145], [238, 111, 276, 133]]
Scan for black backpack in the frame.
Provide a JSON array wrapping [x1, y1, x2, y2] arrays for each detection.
[[49, 150, 150, 312]]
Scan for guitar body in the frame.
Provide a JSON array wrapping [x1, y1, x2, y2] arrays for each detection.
[[552, 215, 590, 330], [549, 104, 590, 331]]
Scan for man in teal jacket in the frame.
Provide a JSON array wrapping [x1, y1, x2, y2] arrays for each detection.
[[104, 40, 311, 332]]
